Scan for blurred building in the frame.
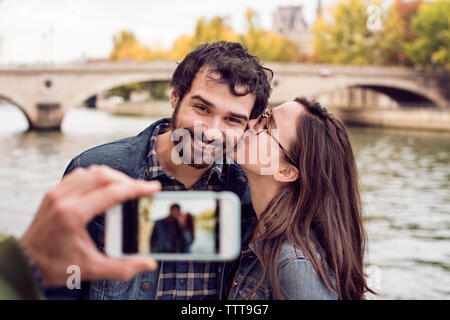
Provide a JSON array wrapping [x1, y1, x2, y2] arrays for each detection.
[[272, 5, 314, 56], [272, 1, 324, 57]]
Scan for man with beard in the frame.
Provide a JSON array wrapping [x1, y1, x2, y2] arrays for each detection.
[[46, 41, 273, 300]]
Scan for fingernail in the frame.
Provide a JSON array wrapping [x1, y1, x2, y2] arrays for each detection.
[[140, 181, 161, 190], [146, 259, 158, 270], [146, 180, 161, 187]]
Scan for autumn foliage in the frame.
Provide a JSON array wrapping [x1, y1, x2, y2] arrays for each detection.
[[109, 2, 449, 68]]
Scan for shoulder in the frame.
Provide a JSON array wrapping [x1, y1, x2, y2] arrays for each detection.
[[65, 118, 170, 177], [278, 239, 308, 268], [277, 239, 337, 300], [71, 136, 135, 170]]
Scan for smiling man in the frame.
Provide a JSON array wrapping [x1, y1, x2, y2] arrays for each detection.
[[45, 41, 273, 300], [159, 65, 258, 187]]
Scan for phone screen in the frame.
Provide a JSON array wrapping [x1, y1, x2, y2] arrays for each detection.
[[121, 197, 220, 255]]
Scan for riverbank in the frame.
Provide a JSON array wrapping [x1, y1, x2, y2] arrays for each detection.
[[98, 100, 450, 132]]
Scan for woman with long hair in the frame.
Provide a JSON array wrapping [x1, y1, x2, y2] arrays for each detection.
[[228, 97, 375, 300]]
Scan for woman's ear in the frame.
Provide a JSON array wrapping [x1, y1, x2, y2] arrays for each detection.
[[170, 89, 179, 109], [273, 164, 299, 183]]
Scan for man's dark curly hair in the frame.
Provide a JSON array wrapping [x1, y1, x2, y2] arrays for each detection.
[[171, 41, 273, 119]]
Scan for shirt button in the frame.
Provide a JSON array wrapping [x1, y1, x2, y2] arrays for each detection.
[[233, 281, 238, 287], [141, 282, 151, 291], [180, 279, 186, 286]]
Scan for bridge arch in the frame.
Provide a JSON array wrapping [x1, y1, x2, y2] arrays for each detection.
[[319, 78, 447, 108], [352, 85, 434, 107], [66, 73, 172, 110], [0, 94, 32, 129]]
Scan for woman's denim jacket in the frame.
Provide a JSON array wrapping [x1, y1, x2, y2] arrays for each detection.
[[227, 239, 338, 300]]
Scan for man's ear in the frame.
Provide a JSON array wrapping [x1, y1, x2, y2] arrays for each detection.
[[170, 89, 179, 109], [273, 164, 299, 183]]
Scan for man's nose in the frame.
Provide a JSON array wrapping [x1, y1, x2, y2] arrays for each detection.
[[209, 116, 222, 131], [203, 117, 225, 141]]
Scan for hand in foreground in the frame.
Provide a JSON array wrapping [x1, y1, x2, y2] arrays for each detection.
[[20, 165, 161, 288]]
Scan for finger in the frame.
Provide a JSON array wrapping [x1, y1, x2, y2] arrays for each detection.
[[86, 256, 158, 282], [56, 165, 131, 198], [78, 180, 161, 224]]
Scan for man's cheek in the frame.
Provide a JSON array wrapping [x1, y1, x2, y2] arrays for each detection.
[[173, 106, 194, 129], [224, 128, 245, 162]]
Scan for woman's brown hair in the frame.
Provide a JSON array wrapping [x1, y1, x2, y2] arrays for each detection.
[[252, 96, 375, 300]]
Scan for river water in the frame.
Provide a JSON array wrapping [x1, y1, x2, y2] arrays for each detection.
[[0, 105, 449, 299]]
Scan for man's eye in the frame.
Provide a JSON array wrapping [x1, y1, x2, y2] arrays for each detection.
[[195, 105, 208, 112], [226, 117, 242, 124]]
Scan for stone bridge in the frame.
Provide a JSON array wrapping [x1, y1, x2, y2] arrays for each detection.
[[0, 61, 448, 130]]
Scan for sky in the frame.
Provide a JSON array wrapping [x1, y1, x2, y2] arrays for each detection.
[[0, 0, 334, 65]]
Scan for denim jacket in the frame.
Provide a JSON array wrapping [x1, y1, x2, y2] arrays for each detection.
[[227, 239, 338, 300], [45, 118, 257, 300]]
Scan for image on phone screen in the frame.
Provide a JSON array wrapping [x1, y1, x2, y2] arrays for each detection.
[[121, 197, 220, 255]]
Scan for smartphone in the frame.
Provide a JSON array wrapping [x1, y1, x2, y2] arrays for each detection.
[[105, 191, 240, 261]]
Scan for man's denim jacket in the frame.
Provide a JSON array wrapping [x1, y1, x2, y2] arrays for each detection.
[[45, 118, 257, 300], [227, 239, 338, 300]]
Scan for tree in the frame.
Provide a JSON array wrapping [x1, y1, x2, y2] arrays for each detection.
[[405, 0, 450, 69], [165, 10, 298, 62], [312, 0, 382, 65], [109, 30, 152, 61], [169, 16, 240, 60], [170, 34, 195, 60], [109, 10, 300, 63], [377, 0, 422, 65], [241, 9, 299, 62], [109, 31, 171, 98]]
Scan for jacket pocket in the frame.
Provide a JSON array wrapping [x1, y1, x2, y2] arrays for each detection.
[[237, 277, 271, 300], [90, 280, 131, 299]]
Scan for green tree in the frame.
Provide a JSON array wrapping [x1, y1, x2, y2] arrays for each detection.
[[405, 0, 450, 69], [376, 1, 422, 65], [313, 0, 381, 65], [148, 81, 170, 100], [109, 31, 171, 98]]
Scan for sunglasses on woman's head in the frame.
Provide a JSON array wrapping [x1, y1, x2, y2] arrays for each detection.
[[254, 108, 297, 166]]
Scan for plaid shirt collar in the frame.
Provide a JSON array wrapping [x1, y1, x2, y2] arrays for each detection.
[[146, 121, 225, 187]]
